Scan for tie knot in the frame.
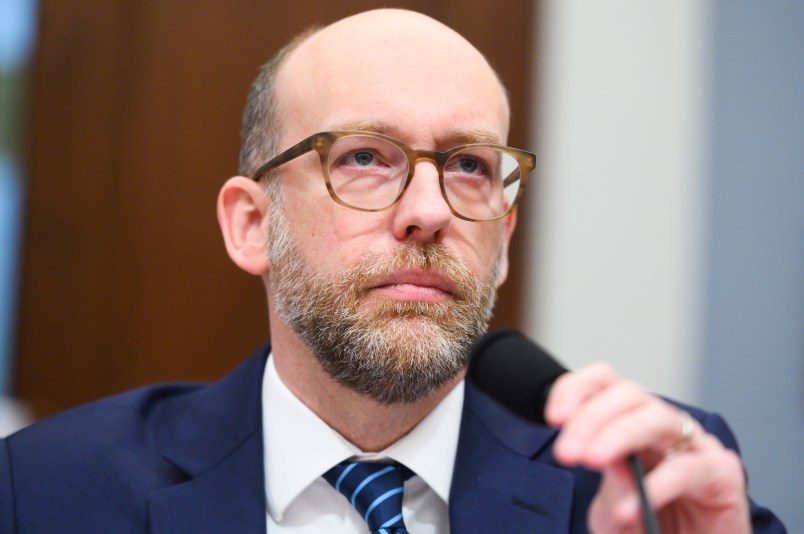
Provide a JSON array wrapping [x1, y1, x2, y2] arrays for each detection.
[[323, 461, 412, 533]]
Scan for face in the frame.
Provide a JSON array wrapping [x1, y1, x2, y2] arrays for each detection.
[[269, 201, 499, 404], [265, 10, 516, 403]]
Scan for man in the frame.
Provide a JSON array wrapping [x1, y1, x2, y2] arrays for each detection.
[[0, 9, 785, 533]]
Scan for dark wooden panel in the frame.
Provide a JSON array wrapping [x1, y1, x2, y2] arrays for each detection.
[[14, 0, 535, 415]]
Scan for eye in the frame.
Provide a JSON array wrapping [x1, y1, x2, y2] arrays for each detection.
[[329, 136, 406, 176], [352, 151, 375, 166], [336, 149, 383, 168], [447, 155, 489, 177], [458, 157, 480, 174]]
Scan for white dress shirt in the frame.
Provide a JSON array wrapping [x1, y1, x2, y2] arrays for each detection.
[[262, 353, 464, 533]]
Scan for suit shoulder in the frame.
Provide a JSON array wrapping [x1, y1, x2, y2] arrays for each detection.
[[5, 382, 204, 461], [1, 384, 207, 532]]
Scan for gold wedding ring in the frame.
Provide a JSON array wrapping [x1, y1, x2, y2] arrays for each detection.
[[665, 409, 695, 456]]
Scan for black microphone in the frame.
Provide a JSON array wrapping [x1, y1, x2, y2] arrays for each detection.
[[468, 329, 661, 534], [468, 328, 567, 425]]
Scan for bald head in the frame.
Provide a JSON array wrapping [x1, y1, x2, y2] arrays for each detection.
[[278, 10, 509, 145], [288, 9, 507, 100], [239, 9, 510, 177], [303, 8, 476, 54]]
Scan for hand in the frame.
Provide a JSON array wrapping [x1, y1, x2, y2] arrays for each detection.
[[545, 363, 751, 534]]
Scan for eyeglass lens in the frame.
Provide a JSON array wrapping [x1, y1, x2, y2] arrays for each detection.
[[326, 135, 521, 221]]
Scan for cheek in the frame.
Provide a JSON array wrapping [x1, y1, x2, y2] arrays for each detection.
[[467, 223, 508, 281], [287, 202, 393, 272]]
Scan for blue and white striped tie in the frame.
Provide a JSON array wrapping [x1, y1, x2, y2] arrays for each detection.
[[323, 461, 412, 534]]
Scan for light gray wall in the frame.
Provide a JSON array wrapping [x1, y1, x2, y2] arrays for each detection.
[[530, 1, 803, 530], [529, 0, 707, 404], [702, 1, 804, 530]]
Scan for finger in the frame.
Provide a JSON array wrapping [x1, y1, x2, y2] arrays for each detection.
[[623, 434, 747, 516], [552, 379, 648, 465], [588, 462, 644, 533], [571, 402, 699, 469], [545, 362, 620, 427]]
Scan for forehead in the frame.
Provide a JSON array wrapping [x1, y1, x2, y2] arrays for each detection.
[[274, 11, 510, 148]]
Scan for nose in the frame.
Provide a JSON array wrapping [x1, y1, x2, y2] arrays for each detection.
[[390, 160, 453, 243]]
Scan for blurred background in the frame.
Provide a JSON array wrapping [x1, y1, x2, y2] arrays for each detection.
[[0, 0, 801, 530]]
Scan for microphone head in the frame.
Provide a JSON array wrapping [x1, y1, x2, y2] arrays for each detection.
[[469, 329, 568, 425]]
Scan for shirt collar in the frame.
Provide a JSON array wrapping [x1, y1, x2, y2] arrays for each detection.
[[262, 352, 464, 521]]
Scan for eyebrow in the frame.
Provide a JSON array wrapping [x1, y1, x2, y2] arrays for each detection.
[[327, 119, 392, 135], [452, 129, 503, 145], [326, 120, 504, 147]]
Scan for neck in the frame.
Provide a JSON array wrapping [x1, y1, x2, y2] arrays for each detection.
[[269, 318, 465, 452]]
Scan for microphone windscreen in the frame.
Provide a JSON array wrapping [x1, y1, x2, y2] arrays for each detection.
[[469, 329, 568, 424]]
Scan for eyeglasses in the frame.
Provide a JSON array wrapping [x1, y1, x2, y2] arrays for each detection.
[[251, 131, 535, 222]]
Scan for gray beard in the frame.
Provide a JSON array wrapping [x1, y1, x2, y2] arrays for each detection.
[[267, 203, 500, 404]]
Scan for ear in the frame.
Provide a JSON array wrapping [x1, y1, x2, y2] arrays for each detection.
[[217, 176, 271, 275], [494, 208, 517, 288]]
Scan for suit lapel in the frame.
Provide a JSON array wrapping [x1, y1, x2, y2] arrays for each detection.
[[148, 344, 270, 534], [144, 342, 585, 532], [450, 380, 576, 532]]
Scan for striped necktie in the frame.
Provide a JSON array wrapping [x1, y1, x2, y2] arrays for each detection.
[[323, 461, 412, 534]]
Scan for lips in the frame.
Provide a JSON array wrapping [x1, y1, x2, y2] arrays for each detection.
[[368, 269, 457, 302]]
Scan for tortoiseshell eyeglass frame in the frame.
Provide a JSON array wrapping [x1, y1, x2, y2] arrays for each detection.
[[250, 130, 535, 222]]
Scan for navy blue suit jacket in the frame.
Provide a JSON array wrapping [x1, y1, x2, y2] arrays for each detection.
[[0, 343, 785, 532]]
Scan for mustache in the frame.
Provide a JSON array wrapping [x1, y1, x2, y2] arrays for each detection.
[[346, 243, 478, 301]]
